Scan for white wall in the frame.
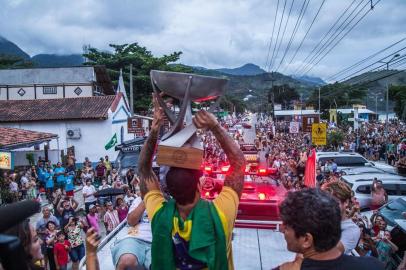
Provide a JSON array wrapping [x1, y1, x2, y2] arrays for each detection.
[[9, 86, 35, 100], [0, 87, 7, 100], [64, 85, 93, 98], [111, 98, 134, 144], [0, 84, 93, 100], [0, 119, 120, 164]]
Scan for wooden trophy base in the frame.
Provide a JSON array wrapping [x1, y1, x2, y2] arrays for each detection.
[[157, 145, 203, 170], [156, 124, 203, 170]]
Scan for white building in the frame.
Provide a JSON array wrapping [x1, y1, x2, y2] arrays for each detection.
[[0, 93, 133, 165], [0, 66, 115, 100]]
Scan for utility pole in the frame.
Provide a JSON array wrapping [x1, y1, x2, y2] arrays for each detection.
[[265, 72, 276, 120], [318, 86, 321, 113], [378, 54, 399, 138], [130, 64, 134, 115]]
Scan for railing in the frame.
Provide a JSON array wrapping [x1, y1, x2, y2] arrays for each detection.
[[79, 219, 127, 270], [236, 219, 282, 231]]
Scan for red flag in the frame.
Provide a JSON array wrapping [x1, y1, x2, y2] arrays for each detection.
[[304, 149, 316, 188]]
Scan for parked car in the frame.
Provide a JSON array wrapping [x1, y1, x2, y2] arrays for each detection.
[[316, 151, 397, 174], [341, 173, 406, 211]]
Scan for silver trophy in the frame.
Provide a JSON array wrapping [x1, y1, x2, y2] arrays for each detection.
[[150, 70, 228, 169]]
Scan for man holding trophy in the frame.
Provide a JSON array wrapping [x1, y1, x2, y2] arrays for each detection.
[[138, 71, 246, 270]]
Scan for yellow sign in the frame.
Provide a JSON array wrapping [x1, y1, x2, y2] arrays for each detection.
[[0, 152, 13, 170], [312, 123, 327, 145]]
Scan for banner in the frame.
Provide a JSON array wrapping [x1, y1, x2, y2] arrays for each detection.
[[302, 116, 319, 132], [329, 109, 337, 123], [0, 152, 14, 170], [289, 122, 299, 134], [304, 149, 316, 188]]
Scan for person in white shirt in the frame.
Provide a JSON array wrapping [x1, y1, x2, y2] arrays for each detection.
[[322, 181, 361, 254], [83, 179, 97, 212], [111, 197, 152, 270]]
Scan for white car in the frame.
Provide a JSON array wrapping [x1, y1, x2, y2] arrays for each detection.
[[316, 151, 396, 174], [341, 173, 406, 211]]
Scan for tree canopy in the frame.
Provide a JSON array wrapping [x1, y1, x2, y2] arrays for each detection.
[[0, 54, 33, 69], [268, 84, 300, 109], [307, 83, 367, 114], [83, 43, 192, 112], [389, 85, 406, 120]]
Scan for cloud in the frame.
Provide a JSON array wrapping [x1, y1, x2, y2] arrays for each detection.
[[0, 0, 405, 80]]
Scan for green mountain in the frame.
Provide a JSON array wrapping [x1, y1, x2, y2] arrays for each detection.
[[0, 36, 30, 59], [31, 54, 84, 67], [215, 63, 266, 76], [0, 36, 83, 67]]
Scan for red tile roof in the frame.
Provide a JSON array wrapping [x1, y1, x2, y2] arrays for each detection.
[[0, 96, 117, 122], [0, 127, 57, 149]]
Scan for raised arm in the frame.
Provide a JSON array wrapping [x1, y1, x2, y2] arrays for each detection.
[[138, 93, 163, 198], [193, 111, 246, 197]]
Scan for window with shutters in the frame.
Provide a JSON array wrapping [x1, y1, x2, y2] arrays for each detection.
[[43, 86, 57, 94]]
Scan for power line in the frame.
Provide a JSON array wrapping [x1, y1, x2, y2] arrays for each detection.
[[346, 55, 406, 85], [338, 47, 406, 82], [293, 0, 358, 74], [268, 0, 288, 71], [273, 0, 296, 73], [287, 0, 326, 67], [277, 0, 310, 73], [295, 0, 366, 75], [264, 0, 280, 71], [300, 0, 381, 76], [297, 0, 370, 75], [327, 37, 406, 81]]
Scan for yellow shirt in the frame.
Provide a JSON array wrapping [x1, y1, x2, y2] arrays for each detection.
[[144, 186, 239, 270]]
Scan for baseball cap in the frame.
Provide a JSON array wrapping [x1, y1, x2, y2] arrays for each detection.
[[89, 204, 96, 210]]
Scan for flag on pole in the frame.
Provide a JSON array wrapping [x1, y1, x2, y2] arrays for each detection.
[[105, 133, 118, 150], [304, 149, 316, 188]]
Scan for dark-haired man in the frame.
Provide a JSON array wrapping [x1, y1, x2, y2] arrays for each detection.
[[138, 94, 245, 270], [274, 189, 384, 270]]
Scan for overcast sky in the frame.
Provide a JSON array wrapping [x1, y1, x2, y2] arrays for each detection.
[[1, 0, 405, 81]]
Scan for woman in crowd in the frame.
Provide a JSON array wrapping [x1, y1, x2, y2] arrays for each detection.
[[5, 219, 44, 270], [115, 197, 129, 223], [375, 230, 399, 269], [64, 216, 85, 270], [45, 221, 58, 270]]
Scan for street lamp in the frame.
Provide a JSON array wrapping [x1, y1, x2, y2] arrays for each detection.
[[378, 53, 400, 137]]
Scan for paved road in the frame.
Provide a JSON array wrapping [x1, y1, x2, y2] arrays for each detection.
[[243, 113, 257, 144]]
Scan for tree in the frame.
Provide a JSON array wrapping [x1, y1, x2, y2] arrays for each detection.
[[83, 43, 192, 112], [268, 84, 299, 109], [220, 95, 246, 114], [389, 85, 406, 121], [307, 83, 367, 112], [0, 54, 33, 69], [327, 130, 345, 150]]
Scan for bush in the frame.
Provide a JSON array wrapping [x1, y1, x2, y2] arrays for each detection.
[[328, 130, 344, 150]]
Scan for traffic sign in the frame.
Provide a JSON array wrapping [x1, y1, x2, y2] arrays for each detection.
[[289, 122, 299, 133], [312, 123, 327, 145]]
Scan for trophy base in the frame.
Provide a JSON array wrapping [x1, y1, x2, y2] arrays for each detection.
[[156, 145, 203, 170]]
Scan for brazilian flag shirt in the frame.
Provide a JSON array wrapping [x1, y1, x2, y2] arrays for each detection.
[[145, 187, 239, 270]]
